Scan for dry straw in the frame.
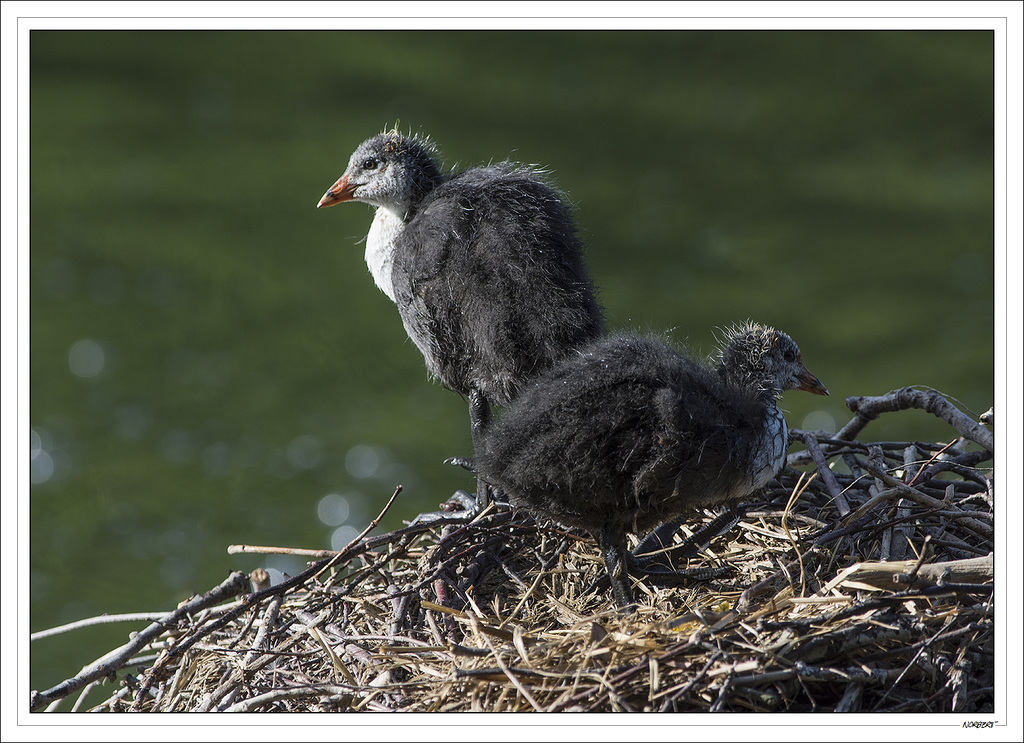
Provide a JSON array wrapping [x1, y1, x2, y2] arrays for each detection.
[[31, 386, 994, 713]]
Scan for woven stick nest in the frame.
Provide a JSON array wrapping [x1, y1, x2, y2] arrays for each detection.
[[32, 387, 995, 713]]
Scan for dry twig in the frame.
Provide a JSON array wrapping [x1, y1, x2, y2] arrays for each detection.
[[32, 388, 994, 713]]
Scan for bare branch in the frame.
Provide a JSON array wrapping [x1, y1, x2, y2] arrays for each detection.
[[840, 387, 993, 452], [29, 571, 249, 711], [30, 612, 170, 642]]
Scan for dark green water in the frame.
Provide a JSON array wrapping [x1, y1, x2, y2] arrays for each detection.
[[29, 30, 994, 698]]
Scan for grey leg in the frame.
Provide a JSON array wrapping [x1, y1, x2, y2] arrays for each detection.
[[598, 526, 634, 610], [468, 388, 493, 512]]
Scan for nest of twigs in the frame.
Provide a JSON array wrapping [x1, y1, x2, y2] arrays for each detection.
[[31, 387, 995, 714]]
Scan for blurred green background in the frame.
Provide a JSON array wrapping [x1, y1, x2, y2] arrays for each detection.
[[29, 30, 994, 699]]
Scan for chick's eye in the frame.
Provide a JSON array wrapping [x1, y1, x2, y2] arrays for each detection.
[[361, 158, 379, 170], [783, 350, 797, 363]]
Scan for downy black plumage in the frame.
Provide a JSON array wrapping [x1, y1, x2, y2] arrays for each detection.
[[475, 323, 828, 608], [318, 131, 604, 512]]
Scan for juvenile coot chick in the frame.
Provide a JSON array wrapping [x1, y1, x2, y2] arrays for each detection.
[[317, 130, 604, 511], [475, 323, 829, 608]]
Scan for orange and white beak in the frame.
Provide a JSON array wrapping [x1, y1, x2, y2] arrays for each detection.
[[317, 174, 357, 208]]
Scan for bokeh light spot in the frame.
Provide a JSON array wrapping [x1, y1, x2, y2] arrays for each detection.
[[68, 339, 106, 379]]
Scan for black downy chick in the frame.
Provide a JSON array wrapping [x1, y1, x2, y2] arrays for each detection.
[[318, 130, 604, 513], [475, 323, 829, 608]]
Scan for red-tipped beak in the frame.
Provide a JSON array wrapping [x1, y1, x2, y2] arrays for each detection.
[[797, 365, 829, 396], [317, 174, 357, 208]]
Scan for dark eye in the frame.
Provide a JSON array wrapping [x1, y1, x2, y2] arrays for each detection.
[[783, 349, 797, 363], [361, 158, 379, 170]]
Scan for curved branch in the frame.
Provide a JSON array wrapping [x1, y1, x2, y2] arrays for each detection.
[[840, 387, 993, 452], [30, 612, 170, 642]]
